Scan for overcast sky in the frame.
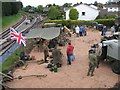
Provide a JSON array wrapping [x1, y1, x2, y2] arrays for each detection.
[[20, 0, 109, 7]]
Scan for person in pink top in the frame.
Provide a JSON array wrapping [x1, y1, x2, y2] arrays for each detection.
[[66, 42, 74, 65]]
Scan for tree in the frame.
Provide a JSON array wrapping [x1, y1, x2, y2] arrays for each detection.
[[2, 2, 23, 16], [37, 5, 44, 13], [46, 4, 52, 8], [23, 5, 32, 12], [97, 3, 104, 8], [47, 6, 62, 20], [2, 2, 12, 16], [117, 1, 120, 5], [69, 8, 79, 20], [80, 2, 83, 4], [63, 3, 72, 7], [94, 1, 98, 6], [11, 2, 19, 15]]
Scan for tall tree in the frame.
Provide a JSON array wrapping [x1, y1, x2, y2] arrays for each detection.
[[98, 3, 104, 8], [47, 6, 62, 20], [2, 1, 23, 16], [37, 5, 44, 13], [23, 5, 32, 12], [63, 3, 72, 7], [2, 2, 12, 16], [94, 1, 98, 6], [46, 4, 52, 8], [69, 8, 79, 20]]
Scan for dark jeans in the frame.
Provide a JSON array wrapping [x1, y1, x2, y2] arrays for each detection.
[[79, 32, 83, 36], [67, 54, 72, 65]]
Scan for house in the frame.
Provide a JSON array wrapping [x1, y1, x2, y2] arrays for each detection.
[[99, 4, 119, 17], [64, 4, 100, 20], [104, 4, 119, 12], [108, 0, 119, 3]]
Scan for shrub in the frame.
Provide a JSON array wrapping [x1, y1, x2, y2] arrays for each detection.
[[95, 19, 115, 27], [69, 8, 79, 20], [44, 19, 115, 28]]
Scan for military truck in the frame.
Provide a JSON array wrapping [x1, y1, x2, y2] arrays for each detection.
[[98, 39, 120, 74], [90, 37, 120, 74]]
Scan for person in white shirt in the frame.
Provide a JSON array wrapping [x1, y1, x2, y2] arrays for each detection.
[[75, 25, 80, 37]]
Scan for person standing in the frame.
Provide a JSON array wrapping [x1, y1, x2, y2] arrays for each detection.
[[101, 24, 104, 36], [52, 46, 63, 67], [43, 41, 49, 63], [102, 25, 107, 36], [87, 50, 98, 76], [75, 25, 80, 37], [83, 25, 87, 36], [95, 44, 102, 68], [66, 42, 74, 65], [79, 25, 83, 36], [111, 25, 115, 35]]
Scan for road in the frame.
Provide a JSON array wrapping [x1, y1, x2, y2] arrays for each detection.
[[6, 29, 119, 88]]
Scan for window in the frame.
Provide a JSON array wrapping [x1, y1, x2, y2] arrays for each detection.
[[82, 12, 85, 16]]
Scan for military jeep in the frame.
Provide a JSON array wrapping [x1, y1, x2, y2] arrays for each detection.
[[98, 39, 120, 74], [89, 38, 120, 74]]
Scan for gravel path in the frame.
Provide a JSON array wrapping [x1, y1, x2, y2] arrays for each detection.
[[6, 29, 118, 88]]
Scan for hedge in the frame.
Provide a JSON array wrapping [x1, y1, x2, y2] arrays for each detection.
[[44, 19, 115, 28], [95, 19, 115, 27]]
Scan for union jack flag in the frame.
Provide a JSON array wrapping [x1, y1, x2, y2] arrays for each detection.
[[10, 27, 26, 46]]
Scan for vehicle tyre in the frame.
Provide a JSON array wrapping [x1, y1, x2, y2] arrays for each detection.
[[14, 60, 25, 68], [112, 61, 120, 74]]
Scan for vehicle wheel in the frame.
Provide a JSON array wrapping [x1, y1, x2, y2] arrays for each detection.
[[14, 60, 25, 68], [112, 61, 120, 74]]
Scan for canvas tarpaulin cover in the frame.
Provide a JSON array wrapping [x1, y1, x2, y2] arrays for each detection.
[[26, 27, 60, 40]]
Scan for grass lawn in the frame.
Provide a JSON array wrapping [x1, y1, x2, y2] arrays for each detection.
[[2, 13, 22, 31], [0, 47, 24, 73], [0, 40, 32, 73]]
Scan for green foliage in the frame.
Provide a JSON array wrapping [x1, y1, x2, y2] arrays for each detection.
[[45, 19, 115, 27], [0, 47, 24, 72], [45, 20, 92, 28], [2, 2, 23, 16], [96, 15, 116, 19], [37, 5, 44, 13], [2, 2, 12, 16], [95, 19, 115, 27], [93, 1, 98, 6], [118, 1, 120, 5], [0, 39, 33, 72], [63, 3, 72, 8], [69, 8, 79, 20], [23, 5, 32, 12], [2, 13, 22, 29], [47, 6, 62, 20]]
